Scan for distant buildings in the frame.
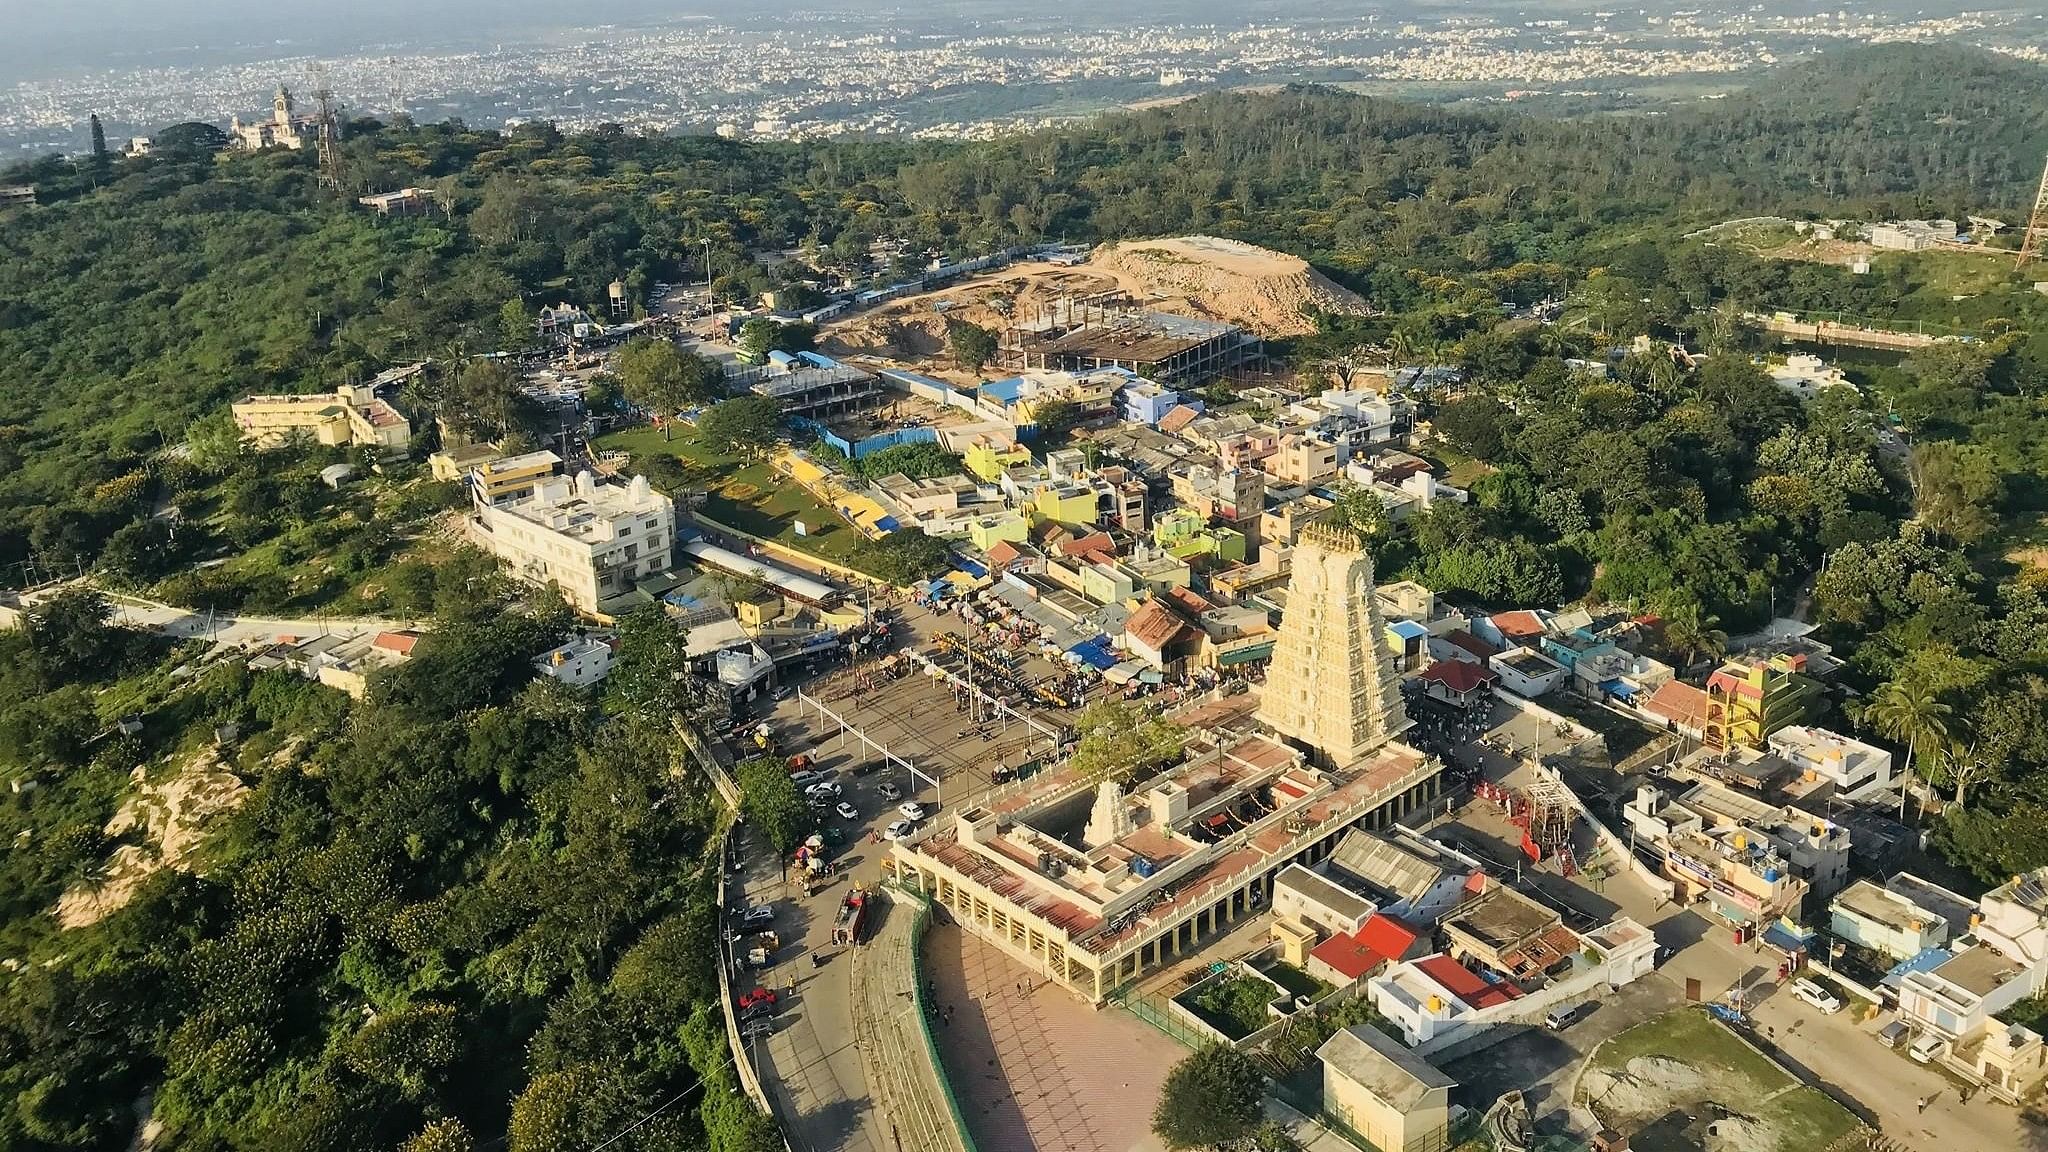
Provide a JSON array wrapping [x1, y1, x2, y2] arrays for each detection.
[[358, 188, 433, 216], [466, 472, 675, 615], [231, 383, 411, 451], [1867, 219, 1959, 251], [230, 87, 321, 151]]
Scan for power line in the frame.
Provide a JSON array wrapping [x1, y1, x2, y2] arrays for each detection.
[[588, 1085, 694, 1152]]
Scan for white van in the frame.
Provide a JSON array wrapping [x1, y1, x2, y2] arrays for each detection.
[[1790, 978, 1842, 1014], [1909, 1032, 1948, 1064]]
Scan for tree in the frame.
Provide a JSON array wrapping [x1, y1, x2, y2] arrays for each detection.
[[99, 517, 184, 583], [1654, 591, 1727, 668], [850, 528, 951, 585], [695, 395, 784, 458], [736, 318, 816, 361], [1866, 675, 1953, 820], [1031, 399, 1083, 438], [735, 756, 813, 855], [1068, 701, 1184, 784], [605, 605, 717, 723], [400, 1119, 475, 1152], [618, 339, 720, 438], [1910, 440, 2002, 546], [499, 298, 533, 352], [1326, 482, 1389, 541], [448, 359, 527, 440], [23, 588, 126, 685], [153, 121, 229, 153], [1433, 395, 1511, 460], [947, 320, 998, 373], [1152, 1045, 1266, 1151]]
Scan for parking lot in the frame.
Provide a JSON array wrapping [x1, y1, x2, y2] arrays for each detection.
[[726, 629, 1090, 1152]]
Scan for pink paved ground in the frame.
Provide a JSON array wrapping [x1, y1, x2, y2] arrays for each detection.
[[923, 921, 1183, 1152]]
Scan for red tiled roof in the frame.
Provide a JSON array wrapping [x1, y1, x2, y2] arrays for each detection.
[[986, 540, 1024, 567], [1415, 954, 1522, 1009], [1644, 680, 1710, 727], [372, 631, 420, 656], [1311, 932, 1384, 982], [1311, 913, 1423, 982], [1490, 610, 1547, 640], [1057, 531, 1115, 559], [1359, 913, 1421, 960], [1165, 586, 1214, 616], [1157, 404, 1202, 434], [1420, 659, 1495, 695], [1442, 630, 1502, 661], [1124, 600, 1192, 651]]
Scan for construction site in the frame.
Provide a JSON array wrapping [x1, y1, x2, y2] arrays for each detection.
[[999, 294, 1265, 385], [818, 235, 1374, 386]]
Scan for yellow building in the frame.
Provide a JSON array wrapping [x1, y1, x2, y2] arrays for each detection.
[[1317, 1025, 1455, 1152], [1704, 651, 1821, 751], [964, 437, 1032, 482], [1029, 481, 1099, 528], [967, 512, 1030, 552], [429, 443, 505, 482], [232, 384, 411, 451], [469, 450, 562, 506]]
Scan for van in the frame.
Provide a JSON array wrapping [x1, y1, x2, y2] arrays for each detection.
[[1545, 1003, 1588, 1030], [1790, 978, 1843, 1014], [1909, 1032, 1947, 1064]]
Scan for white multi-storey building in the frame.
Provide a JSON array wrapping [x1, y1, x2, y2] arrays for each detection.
[[468, 472, 674, 614]]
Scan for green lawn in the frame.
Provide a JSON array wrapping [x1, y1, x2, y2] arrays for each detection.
[[1584, 1009, 1863, 1152], [1256, 959, 1333, 1002], [595, 425, 872, 566], [1182, 974, 1282, 1040]]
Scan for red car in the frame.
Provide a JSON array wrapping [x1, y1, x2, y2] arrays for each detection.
[[738, 986, 778, 1011]]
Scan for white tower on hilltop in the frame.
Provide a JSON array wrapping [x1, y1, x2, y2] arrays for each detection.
[[1256, 523, 1409, 767]]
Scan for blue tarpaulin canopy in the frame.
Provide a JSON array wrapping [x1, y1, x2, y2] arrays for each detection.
[[953, 555, 988, 578], [1067, 637, 1119, 671]]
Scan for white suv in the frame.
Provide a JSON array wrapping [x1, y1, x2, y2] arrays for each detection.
[[1790, 977, 1842, 1014]]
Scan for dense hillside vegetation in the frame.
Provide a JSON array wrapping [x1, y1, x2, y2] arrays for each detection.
[[0, 40, 2047, 1152]]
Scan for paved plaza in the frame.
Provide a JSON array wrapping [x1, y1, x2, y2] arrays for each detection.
[[923, 920, 1184, 1152]]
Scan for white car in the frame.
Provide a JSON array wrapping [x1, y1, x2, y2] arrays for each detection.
[[1909, 1032, 1947, 1064], [1790, 978, 1842, 1014], [835, 801, 859, 821], [898, 802, 927, 821], [805, 781, 841, 799], [883, 819, 916, 842]]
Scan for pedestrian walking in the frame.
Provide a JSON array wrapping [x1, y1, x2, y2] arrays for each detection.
[[1916, 1096, 1929, 1113]]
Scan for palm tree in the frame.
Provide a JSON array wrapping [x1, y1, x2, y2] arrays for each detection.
[[1655, 596, 1726, 670], [1865, 676, 1953, 821]]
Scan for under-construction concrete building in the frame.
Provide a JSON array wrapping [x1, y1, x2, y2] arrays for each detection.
[[1001, 295, 1262, 386], [1257, 523, 1412, 767], [748, 362, 883, 419]]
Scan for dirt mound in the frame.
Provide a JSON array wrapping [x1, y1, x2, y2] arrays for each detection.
[[821, 313, 947, 360], [1090, 235, 1373, 337], [1582, 1055, 1713, 1122], [57, 744, 255, 929]]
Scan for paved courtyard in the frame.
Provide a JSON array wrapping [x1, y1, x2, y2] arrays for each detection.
[[923, 920, 1184, 1152]]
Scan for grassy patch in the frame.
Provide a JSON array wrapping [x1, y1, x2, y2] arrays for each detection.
[[1584, 1008, 1862, 1152], [596, 425, 871, 566], [1257, 959, 1333, 1002], [1182, 974, 1281, 1040]]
